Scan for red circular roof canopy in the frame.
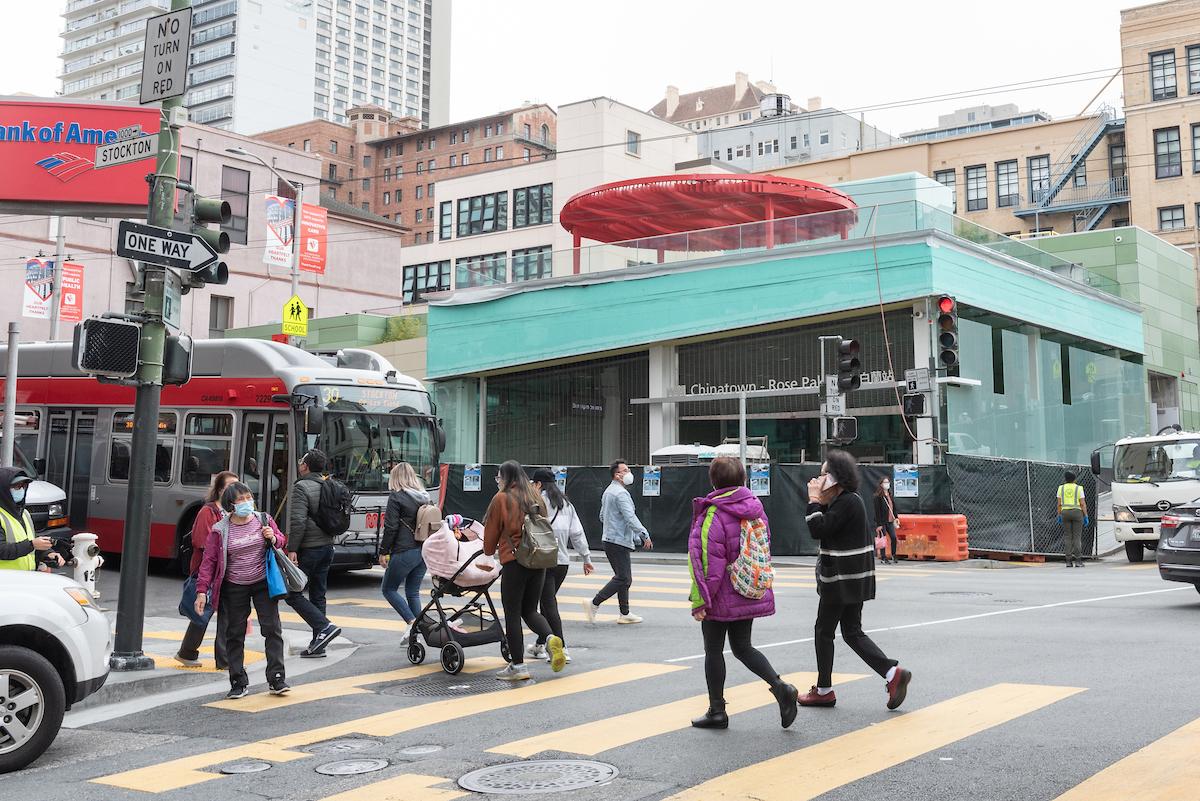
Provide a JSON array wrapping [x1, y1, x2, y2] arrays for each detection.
[[559, 174, 857, 251]]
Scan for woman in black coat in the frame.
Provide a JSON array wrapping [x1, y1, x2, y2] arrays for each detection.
[[799, 450, 911, 710]]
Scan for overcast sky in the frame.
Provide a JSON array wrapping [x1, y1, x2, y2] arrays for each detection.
[[2, 0, 1137, 135]]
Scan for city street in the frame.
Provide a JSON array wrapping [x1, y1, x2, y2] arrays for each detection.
[[5, 555, 1197, 801]]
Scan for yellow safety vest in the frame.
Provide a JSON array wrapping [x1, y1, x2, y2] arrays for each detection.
[[0, 507, 37, 571], [1057, 483, 1083, 511]]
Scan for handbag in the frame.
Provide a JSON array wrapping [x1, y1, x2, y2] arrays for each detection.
[[178, 573, 214, 627], [265, 547, 288, 600], [874, 533, 889, 552], [273, 547, 309, 593]]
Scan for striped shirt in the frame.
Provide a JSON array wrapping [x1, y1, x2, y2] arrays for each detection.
[[806, 491, 876, 605], [225, 517, 268, 585]]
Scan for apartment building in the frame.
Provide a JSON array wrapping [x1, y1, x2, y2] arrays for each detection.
[[649, 72, 782, 131]]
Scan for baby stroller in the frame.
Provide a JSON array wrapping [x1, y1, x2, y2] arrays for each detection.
[[408, 516, 509, 674]]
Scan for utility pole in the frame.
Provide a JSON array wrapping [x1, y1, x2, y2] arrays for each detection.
[[1, 323, 17, 467], [48, 217, 66, 340]]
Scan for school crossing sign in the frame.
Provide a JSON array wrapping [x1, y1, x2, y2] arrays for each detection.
[[282, 295, 308, 337]]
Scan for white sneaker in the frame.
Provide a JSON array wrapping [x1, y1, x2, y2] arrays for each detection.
[[558, 646, 572, 664], [582, 600, 599, 624], [616, 613, 643, 625], [495, 663, 531, 682], [399, 632, 410, 647], [526, 642, 547, 659]]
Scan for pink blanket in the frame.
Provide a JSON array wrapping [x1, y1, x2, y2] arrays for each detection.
[[421, 520, 498, 587]]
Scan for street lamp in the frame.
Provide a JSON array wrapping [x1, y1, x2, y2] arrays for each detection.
[[225, 146, 302, 302]]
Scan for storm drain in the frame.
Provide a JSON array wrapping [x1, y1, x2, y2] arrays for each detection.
[[382, 674, 526, 698], [930, 591, 993, 597], [315, 758, 390, 776], [305, 738, 380, 754], [219, 761, 272, 775], [457, 759, 619, 794]]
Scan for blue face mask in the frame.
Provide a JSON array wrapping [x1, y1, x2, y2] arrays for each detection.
[[10, 487, 26, 504], [234, 500, 255, 517]]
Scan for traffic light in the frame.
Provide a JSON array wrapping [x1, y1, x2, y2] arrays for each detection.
[[836, 338, 861, 392], [902, 393, 926, 416], [162, 334, 194, 386], [186, 195, 231, 288], [73, 318, 141, 378], [937, 295, 959, 377]]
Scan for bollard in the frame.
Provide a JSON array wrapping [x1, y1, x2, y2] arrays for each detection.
[[71, 532, 105, 599]]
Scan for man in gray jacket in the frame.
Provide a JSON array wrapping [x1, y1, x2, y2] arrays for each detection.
[[286, 449, 342, 657], [585, 459, 652, 625]]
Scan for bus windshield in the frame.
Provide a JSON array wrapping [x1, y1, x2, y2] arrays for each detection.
[[1114, 439, 1200, 483], [314, 411, 439, 492]]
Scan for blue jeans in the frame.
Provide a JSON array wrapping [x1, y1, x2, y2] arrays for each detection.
[[382, 548, 427, 623]]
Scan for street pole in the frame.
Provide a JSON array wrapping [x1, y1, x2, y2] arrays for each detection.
[[291, 181, 300, 300], [1, 323, 18, 467], [48, 217, 66, 341], [109, 0, 187, 672]]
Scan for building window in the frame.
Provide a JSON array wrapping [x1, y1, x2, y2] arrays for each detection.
[[514, 183, 552, 228], [495, 146, 503, 161], [1027, 155, 1050, 203], [626, 130, 641, 156], [303, 139, 311, 151], [1158, 205, 1185, 231], [483, 147, 492, 162], [402, 260, 450, 304], [1150, 50, 1178, 101], [383, 191, 391, 205], [965, 165, 987, 211], [455, 252, 506, 288], [1189, 45, 1200, 94], [462, 152, 470, 166], [789, 135, 797, 149], [209, 295, 232, 339], [428, 183, 434, 198], [415, 208, 423, 222], [330, 140, 338, 154], [463, 128, 470, 142], [416, 161, 424, 174], [456, 191, 509, 237], [415, 185, 423, 199], [439, 201, 452, 240], [524, 123, 532, 139], [995, 160, 1018, 207], [512, 246, 552, 282], [416, 138, 424, 151], [818, 130, 830, 145], [451, 132, 457, 145], [450, 154, 457, 166], [933, 169, 956, 213], [220, 165, 249, 244], [1071, 154, 1087, 188], [1155, 127, 1182, 178], [362, 177, 370, 189], [523, 147, 531, 162], [1109, 138, 1127, 179], [1193, 124, 1200, 172], [496, 122, 504, 135], [384, 144, 392, 158], [802, 133, 810, 148]]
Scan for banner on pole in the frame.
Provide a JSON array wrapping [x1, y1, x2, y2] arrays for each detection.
[[59, 262, 84, 323], [22, 258, 54, 319], [263, 195, 295, 269], [298, 203, 328, 274]]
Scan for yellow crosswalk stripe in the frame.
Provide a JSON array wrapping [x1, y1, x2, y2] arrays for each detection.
[[93, 662, 685, 793], [491, 671, 866, 758], [556, 594, 693, 610], [560, 581, 697, 596], [319, 774, 468, 801], [205, 659, 507, 713], [661, 683, 1084, 801], [573, 575, 818, 589], [281, 611, 409, 633], [574, 574, 694, 585], [1051, 716, 1200, 800], [321, 600, 615, 626]]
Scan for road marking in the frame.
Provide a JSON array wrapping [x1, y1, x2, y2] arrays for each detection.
[[1114, 563, 1157, 571], [666, 586, 1193, 662], [1051, 716, 1200, 800], [570, 574, 695, 585], [93, 662, 684, 793], [490, 671, 865, 758], [281, 611, 409, 633], [556, 594, 693, 610], [205, 659, 506, 713], [560, 581, 698, 596], [318, 774, 468, 801], [576, 575, 850, 588], [662, 683, 1084, 801]]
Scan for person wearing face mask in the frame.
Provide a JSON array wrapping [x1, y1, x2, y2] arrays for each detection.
[[800, 450, 911, 711], [194, 481, 290, 700], [873, 476, 899, 564], [0, 467, 66, 572], [584, 460, 653, 626]]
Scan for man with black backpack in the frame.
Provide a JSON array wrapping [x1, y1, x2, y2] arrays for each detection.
[[286, 449, 345, 658]]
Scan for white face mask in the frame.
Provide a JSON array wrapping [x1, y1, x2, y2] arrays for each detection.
[[882, 481, 890, 490], [621, 471, 634, 486]]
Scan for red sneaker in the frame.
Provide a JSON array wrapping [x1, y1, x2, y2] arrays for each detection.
[[886, 667, 912, 710], [797, 686, 836, 707]]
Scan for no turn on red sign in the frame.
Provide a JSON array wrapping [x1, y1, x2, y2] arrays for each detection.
[[140, 8, 192, 104]]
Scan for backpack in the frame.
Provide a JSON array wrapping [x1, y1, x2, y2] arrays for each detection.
[[515, 512, 558, 569], [310, 476, 353, 536], [728, 517, 774, 600], [413, 503, 443, 542]]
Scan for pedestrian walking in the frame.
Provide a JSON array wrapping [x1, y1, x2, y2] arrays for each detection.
[[800, 450, 912, 710], [1057, 471, 1089, 567], [527, 468, 594, 665], [482, 460, 564, 681], [194, 482, 290, 699], [687, 457, 798, 730], [175, 470, 238, 668], [0, 468, 65, 572], [380, 461, 431, 643], [584, 460, 653, 625], [873, 476, 899, 564], [286, 449, 343, 657]]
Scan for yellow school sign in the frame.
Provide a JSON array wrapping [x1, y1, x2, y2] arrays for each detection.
[[281, 294, 308, 336]]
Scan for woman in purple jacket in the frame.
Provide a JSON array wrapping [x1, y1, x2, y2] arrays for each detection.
[[688, 457, 798, 730]]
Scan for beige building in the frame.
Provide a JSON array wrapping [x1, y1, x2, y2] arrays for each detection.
[[650, 72, 783, 131]]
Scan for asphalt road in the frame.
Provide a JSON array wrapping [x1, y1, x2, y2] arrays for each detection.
[[6, 555, 1198, 801]]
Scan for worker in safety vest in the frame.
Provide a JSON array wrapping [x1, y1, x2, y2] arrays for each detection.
[[0, 467, 65, 572], [1056, 470, 1089, 568]]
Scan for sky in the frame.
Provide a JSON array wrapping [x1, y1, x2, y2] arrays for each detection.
[[1, 0, 1139, 136]]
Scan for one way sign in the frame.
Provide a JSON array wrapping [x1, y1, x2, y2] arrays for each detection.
[[117, 220, 218, 272]]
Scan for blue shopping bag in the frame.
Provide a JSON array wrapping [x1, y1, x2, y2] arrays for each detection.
[[178, 574, 215, 627], [265, 546, 288, 600]]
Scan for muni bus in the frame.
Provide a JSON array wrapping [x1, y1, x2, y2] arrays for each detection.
[[0, 339, 445, 573]]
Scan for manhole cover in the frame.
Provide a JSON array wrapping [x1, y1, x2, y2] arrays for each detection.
[[315, 758, 390, 776], [458, 759, 619, 794], [220, 761, 272, 775], [306, 739, 380, 754], [930, 591, 993, 597], [400, 744, 444, 756], [382, 674, 527, 697]]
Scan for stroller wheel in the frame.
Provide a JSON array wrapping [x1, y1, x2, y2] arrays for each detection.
[[440, 642, 465, 675], [500, 639, 512, 663], [407, 640, 425, 665]]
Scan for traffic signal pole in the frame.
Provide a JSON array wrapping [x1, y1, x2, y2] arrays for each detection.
[[109, 0, 188, 672]]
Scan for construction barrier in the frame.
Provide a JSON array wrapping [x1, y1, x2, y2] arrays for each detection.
[[895, 514, 969, 561]]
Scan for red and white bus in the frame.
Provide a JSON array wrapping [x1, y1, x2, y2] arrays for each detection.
[[0, 339, 444, 572]]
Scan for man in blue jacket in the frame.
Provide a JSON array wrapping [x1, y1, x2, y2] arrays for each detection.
[[584, 460, 653, 625]]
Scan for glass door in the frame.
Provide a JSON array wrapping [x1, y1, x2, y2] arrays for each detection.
[[45, 410, 96, 527], [266, 416, 293, 522], [240, 413, 270, 511]]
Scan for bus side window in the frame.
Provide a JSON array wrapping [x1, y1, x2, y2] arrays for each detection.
[[109, 441, 131, 481]]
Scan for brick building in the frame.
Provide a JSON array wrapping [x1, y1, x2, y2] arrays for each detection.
[[256, 103, 557, 245]]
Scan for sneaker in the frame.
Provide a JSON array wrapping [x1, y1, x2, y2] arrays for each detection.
[[299, 648, 328, 659], [306, 624, 343, 656], [225, 686, 249, 700], [268, 682, 291, 696], [173, 653, 201, 668], [399, 631, 410, 647], [886, 667, 912, 710], [560, 647, 572, 664], [546, 635, 566, 673], [1077, 560, 1085, 568], [582, 600, 598, 624], [798, 686, 837, 707], [495, 663, 531, 682], [616, 613, 643, 625], [526, 642, 547, 660]]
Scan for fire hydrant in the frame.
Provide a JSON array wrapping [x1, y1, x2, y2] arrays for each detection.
[[71, 532, 104, 599]]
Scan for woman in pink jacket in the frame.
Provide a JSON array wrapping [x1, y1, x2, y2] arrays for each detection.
[[688, 457, 798, 730]]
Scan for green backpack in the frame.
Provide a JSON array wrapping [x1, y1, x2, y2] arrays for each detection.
[[515, 512, 558, 569]]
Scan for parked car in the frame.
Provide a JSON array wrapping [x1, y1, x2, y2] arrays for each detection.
[[1157, 504, 1200, 594], [0, 572, 111, 773]]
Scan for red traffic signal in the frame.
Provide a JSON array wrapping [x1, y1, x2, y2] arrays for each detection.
[[938, 296, 955, 314], [936, 295, 959, 375]]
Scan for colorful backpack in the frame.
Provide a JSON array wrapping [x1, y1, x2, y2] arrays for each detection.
[[728, 517, 774, 599]]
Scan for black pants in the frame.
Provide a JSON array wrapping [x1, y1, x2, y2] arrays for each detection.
[[814, 596, 897, 688], [883, 522, 898, 559], [289, 545, 334, 636], [702, 618, 782, 704], [593, 542, 633, 615], [178, 609, 228, 667], [500, 561, 553, 665], [536, 564, 570, 645], [219, 580, 286, 689]]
